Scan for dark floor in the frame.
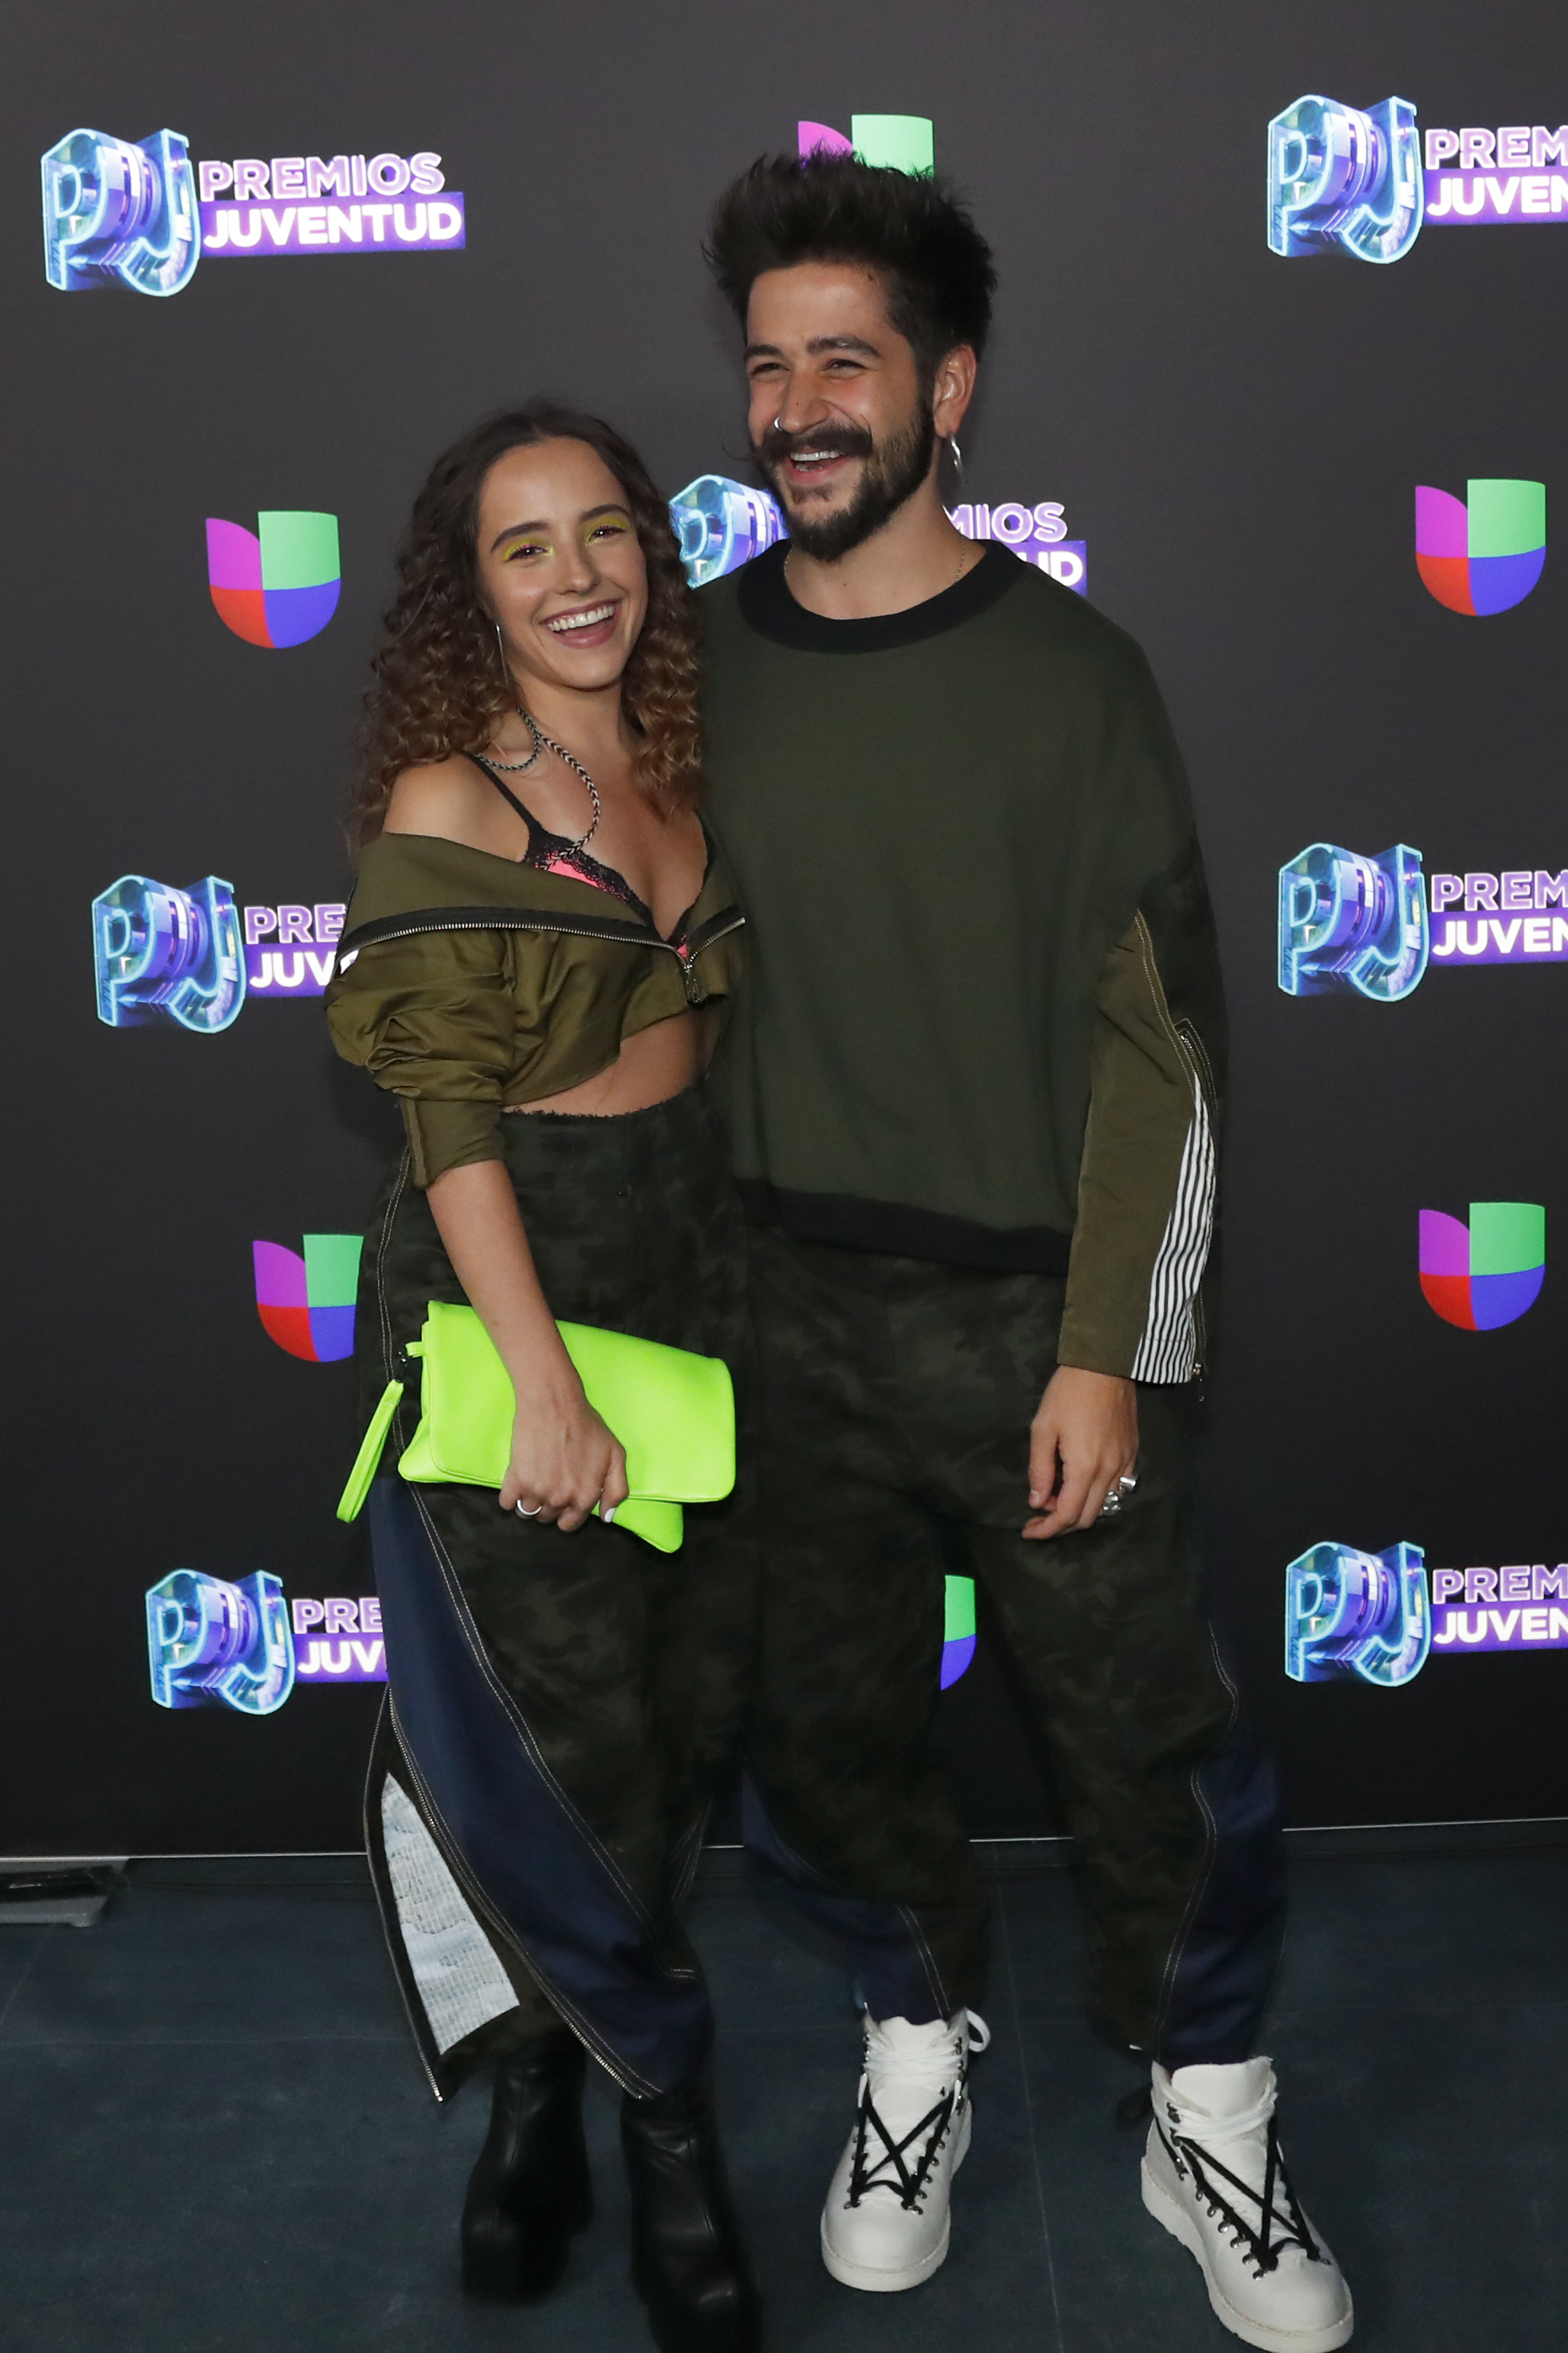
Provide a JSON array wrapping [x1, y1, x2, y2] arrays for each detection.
[[1, 1846, 1564, 2351]]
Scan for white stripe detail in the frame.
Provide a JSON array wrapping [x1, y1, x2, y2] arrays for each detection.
[[1129, 1066, 1216, 1384], [381, 1775, 518, 2053]]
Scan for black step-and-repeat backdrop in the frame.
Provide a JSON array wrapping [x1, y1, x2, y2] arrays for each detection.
[[7, 0, 1567, 1854]]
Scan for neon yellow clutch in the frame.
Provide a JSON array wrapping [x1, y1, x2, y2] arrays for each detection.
[[336, 1301, 735, 1552]]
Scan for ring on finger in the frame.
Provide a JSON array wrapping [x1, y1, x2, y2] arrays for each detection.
[[515, 1501, 544, 1518]]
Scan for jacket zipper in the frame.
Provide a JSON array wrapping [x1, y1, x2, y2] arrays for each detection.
[[1174, 1016, 1218, 1122], [1173, 1015, 1217, 1378], [675, 910, 747, 993], [341, 909, 661, 954], [339, 905, 744, 959]]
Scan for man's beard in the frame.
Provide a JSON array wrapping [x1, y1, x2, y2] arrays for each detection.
[[755, 402, 937, 562]]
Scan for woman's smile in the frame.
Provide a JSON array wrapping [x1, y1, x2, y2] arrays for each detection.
[[540, 598, 623, 648]]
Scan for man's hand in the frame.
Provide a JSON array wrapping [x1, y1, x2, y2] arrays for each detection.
[[1024, 1366, 1139, 1540]]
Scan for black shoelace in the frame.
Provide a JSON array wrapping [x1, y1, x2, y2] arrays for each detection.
[[1157, 2115, 1323, 2277], [846, 2083, 958, 2213]]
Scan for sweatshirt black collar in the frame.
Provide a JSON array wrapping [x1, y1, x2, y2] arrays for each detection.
[[735, 538, 1021, 653]]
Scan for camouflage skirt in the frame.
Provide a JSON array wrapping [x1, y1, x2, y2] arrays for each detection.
[[355, 1090, 753, 2099]]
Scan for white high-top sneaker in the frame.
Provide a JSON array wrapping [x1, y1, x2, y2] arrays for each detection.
[[1142, 2058, 1353, 2352], [820, 2011, 990, 2292]]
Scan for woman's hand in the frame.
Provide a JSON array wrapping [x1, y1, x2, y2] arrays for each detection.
[[1023, 1366, 1139, 1540], [422, 1160, 632, 1533], [501, 1373, 630, 1532], [423, 1161, 630, 1536]]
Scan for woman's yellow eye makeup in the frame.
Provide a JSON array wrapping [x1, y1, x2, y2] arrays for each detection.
[[498, 515, 628, 563]]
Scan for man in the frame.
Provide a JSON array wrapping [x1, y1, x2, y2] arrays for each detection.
[[697, 154, 1353, 2352]]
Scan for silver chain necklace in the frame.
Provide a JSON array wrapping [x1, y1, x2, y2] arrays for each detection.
[[482, 707, 543, 771], [488, 707, 602, 852]]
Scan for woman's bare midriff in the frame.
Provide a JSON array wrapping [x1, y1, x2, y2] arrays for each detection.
[[503, 1008, 704, 1119]]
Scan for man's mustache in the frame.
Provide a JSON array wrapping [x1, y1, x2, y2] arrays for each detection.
[[755, 420, 875, 468]]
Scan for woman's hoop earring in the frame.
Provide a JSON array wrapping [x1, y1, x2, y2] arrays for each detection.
[[494, 619, 509, 676]]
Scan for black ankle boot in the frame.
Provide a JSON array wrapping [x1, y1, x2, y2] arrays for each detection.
[[621, 2070, 762, 2352], [461, 2028, 592, 2301]]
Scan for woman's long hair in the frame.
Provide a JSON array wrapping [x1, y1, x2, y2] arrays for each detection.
[[351, 403, 702, 845]]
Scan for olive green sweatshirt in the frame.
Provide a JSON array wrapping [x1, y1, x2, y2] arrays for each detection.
[[700, 542, 1225, 1383]]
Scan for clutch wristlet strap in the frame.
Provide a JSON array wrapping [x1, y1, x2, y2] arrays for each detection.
[[335, 1380, 404, 1522]]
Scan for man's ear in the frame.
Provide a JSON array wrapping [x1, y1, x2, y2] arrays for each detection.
[[932, 344, 978, 440]]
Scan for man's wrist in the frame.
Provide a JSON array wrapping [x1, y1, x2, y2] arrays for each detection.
[[1051, 1359, 1134, 1388]]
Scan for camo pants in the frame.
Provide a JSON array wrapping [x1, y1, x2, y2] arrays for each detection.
[[358, 1090, 755, 2097], [743, 1229, 1284, 2066]]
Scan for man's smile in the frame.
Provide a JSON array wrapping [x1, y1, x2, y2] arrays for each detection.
[[786, 445, 851, 476]]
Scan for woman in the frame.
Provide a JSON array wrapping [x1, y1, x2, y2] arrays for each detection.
[[326, 405, 758, 2353]]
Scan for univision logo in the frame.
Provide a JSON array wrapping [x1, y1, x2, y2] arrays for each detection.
[[942, 1575, 976, 1688], [207, 512, 341, 647], [252, 1235, 362, 1362], [1415, 480, 1546, 615], [797, 114, 934, 172], [1418, 1203, 1545, 1330]]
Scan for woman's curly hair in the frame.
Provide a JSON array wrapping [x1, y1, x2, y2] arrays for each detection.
[[351, 402, 702, 845]]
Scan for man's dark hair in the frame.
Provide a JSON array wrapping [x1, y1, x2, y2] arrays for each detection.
[[706, 154, 996, 380]]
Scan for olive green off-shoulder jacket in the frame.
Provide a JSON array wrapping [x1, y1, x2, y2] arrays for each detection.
[[325, 830, 746, 1186]]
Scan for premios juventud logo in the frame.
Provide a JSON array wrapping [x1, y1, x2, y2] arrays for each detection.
[[1286, 1541, 1568, 1681], [1278, 846, 1568, 1000], [1267, 95, 1568, 262], [42, 129, 464, 293], [668, 476, 1089, 597], [92, 878, 347, 1028], [147, 1572, 386, 1713]]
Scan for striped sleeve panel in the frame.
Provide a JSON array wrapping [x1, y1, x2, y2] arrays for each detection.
[[1129, 1061, 1217, 1384]]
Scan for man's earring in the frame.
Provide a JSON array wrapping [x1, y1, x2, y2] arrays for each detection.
[[947, 435, 965, 483]]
